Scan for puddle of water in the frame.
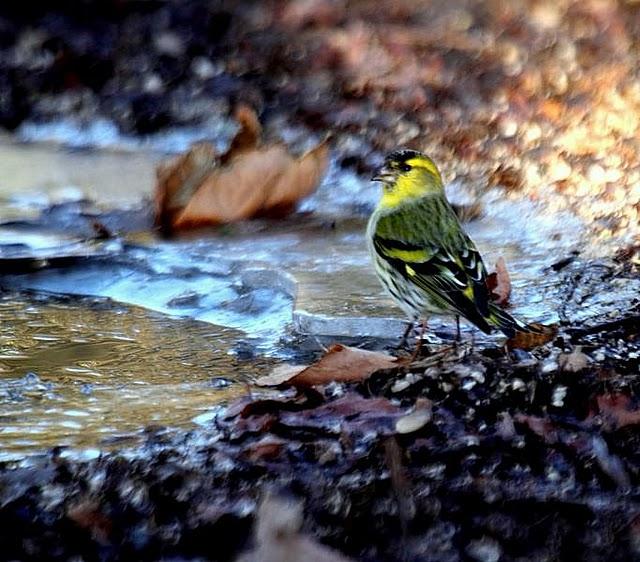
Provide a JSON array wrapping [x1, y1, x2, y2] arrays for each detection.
[[1, 238, 295, 354], [0, 135, 598, 460], [0, 292, 268, 461]]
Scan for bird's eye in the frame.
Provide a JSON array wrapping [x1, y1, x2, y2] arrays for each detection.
[[400, 163, 411, 172]]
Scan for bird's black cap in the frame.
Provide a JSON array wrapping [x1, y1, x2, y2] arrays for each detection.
[[385, 149, 424, 166]]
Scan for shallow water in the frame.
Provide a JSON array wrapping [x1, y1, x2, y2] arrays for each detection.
[[0, 292, 271, 461], [0, 134, 594, 458]]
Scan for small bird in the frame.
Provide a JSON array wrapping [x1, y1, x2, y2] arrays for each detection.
[[367, 149, 535, 340]]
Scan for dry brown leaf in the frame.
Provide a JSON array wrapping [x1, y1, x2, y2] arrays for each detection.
[[154, 143, 219, 232], [254, 364, 307, 387], [278, 394, 403, 436], [222, 104, 261, 162], [261, 140, 330, 217], [255, 344, 398, 387], [172, 146, 292, 228], [596, 394, 640, 429], [506, 323, 557, 350], [154, 106, 329, 233], [486, 256, 512, 305]]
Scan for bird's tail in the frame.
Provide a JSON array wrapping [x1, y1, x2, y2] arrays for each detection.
[[487, 303, 540, 338]]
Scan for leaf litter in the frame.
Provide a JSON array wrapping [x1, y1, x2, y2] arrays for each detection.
[[255, 344, 399, 387], [0, 301, 638, 560]]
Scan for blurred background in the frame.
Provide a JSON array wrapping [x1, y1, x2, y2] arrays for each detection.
[[0, 0, 638, 242]]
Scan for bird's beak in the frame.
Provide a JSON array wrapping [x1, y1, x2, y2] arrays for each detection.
[[371, 165, 395, 183]]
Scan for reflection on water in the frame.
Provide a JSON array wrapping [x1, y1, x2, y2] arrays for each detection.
[[0, 292, 270, 460]]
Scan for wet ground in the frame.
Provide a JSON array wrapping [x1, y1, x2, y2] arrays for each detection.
[[0, 137, 602, 458], [0, 292, 264, 461], [0, 283, 638, 561], [0, 1, 639, 559]]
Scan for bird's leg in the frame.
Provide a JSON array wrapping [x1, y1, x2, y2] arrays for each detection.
[[409, 319, 427, 363], [399, 321, 415, 349]]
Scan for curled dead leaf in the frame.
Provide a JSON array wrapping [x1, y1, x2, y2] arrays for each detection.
[[154, 143, 219, 233], [154, 106, 329, 234], [596, 393, 640, 430], [255, 344, 398, 387], [506, 323, 557, 350], [222, 104, 261, 161], [486, 256, 511, 305], [278, 395, 404, 435]]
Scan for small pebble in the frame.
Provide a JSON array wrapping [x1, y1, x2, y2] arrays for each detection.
[[153, 31, 185, 57], [558, 347, 590, 372], [511, 378, 526, 391], [541, 360, 558, 374], [209, 377, 231, 389], [587, 164, 607, 185], [552, 385, 567, 407], [395, 399, 432, 434], [466, 537, 502, 562], [523, 123, 542, 143], [191, 56, 218, 79], [23, 372, 40, 386]]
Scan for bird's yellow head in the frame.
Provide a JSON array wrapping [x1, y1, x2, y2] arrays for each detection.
[[372, 149, 444, 209]]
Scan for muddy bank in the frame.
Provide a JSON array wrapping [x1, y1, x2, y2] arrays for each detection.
[[1, 257, 638, 561]]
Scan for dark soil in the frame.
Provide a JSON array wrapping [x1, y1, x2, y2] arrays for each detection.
[[1, 258, 638, 561]]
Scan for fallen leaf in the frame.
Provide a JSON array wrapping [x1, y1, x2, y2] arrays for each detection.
[[279, 394, 404, 435], [596, 393, 640, 429], [255, 365, 307, 387], [488, 165, 523, 192], [506, 323, 557, 350], [241, 436, 287, 463], [558, 346, 590, 372], [154, 142, 219, 233], [154, 106, 329, 233], [222, 104, 261, 161], [255, 344, 398, 387], [260, 141, 329, 217], [486, 257, 511, 305]]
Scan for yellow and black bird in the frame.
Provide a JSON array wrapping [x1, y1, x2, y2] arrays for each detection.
[[367, 149, 535, 339]]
